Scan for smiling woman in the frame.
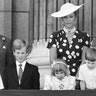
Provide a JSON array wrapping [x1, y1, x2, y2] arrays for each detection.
[[47, 3, 91, 77]]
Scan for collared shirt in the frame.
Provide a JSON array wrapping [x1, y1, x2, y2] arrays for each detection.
[[16, 60, 26, 77]]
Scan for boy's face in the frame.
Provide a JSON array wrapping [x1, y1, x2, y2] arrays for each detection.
[[13, 47, 28, 63], [55, 71, 65, 80], [86, 60, 96, 70]]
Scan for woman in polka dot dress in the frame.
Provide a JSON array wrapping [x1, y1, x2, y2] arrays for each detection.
[[47, 3, 91, 76]]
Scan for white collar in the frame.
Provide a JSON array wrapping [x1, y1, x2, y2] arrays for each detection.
[[63, 27, 76, 33], [16, 60, 26, 71]]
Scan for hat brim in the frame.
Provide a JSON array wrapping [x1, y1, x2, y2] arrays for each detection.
[[51, 4, 83, 18]]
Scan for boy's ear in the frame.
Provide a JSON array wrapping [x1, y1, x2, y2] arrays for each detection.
[[13, 51, 15, 56], [26, 53, 29, 57]]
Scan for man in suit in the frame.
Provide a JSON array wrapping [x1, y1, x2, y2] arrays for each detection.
[[2, 39, 40, 89], [0, 35, 14, 76]]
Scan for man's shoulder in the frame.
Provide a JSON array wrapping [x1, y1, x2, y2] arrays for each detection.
[[0, 35, 10, 40], [0, 35, 11, 46], [4, 64, 14, 71]]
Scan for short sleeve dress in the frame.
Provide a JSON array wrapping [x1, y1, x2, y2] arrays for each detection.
[[47, 30, 90, 76]]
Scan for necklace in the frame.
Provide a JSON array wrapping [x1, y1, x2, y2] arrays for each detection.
[[66, 31, 75, 44], [66, 31, 75, 37]]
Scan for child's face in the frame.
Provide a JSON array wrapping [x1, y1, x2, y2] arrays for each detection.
[[13, 47, 28, 63], [86, 60, 96, 70], [55, 71, 65, 80]]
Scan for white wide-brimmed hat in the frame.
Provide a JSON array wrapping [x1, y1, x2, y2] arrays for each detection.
[[51, 2, 83, 17]]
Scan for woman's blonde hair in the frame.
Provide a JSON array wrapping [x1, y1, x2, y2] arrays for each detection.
[[51, 58, 70, 76]]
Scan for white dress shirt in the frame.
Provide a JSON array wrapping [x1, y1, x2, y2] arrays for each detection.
[[16, 60, 26, 84]]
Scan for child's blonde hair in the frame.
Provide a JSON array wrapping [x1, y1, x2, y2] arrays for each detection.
[[85, 47, 96, 62], [12, 39, 31, 54], [51, 58, 70, 76]]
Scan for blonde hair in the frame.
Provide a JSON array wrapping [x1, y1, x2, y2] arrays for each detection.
[[85, 47, 96, 62], [12, 39, 31, 54], [51, 58, 70, 76]]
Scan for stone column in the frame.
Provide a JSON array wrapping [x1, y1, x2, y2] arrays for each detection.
[[0, 0, 12, 39]]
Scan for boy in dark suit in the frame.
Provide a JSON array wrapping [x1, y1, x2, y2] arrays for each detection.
[[2, 39, 40, 89]]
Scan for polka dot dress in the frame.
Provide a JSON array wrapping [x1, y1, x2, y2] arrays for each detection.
[[47, 30, 90, 76]]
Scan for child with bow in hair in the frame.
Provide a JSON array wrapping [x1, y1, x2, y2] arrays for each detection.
[[43, 58, 76, 90]]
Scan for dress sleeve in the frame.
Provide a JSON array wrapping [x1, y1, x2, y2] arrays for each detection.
[[47, 32, 57, 49], [83, 33, 90, 47], [43, 75, 52, 90]]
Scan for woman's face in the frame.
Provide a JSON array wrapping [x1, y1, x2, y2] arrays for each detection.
[[62, 13, 76, 29]]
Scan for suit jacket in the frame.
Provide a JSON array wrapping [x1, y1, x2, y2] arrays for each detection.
[[2, 62, 40, 90], [0, 35, 14, 75]]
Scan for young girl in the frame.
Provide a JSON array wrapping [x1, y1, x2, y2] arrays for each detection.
[[78, 48, 96, 90], [43, 58, 76, 90]]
